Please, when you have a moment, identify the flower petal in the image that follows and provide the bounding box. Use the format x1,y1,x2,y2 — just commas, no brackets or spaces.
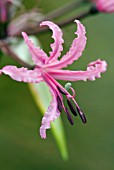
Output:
46,20,86,69
40,86,60,139
22,32,48,66
40,21,64,63
2,66,43,83
48,59,107,81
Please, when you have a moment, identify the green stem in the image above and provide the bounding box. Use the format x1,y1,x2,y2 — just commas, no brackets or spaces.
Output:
44,0,85,20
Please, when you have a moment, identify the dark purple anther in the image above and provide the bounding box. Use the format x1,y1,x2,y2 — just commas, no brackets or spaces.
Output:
76,106,87,123
57,86,67,95
57,95,62,112
65,108,74,125
67,99,77,116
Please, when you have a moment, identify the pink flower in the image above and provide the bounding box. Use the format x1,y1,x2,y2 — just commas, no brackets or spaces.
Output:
0,20,107,139
0,0,12,23
92,0,114,13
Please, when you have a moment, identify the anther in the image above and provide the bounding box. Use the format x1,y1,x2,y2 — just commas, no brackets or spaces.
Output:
76,106,87,123
57,86,67,95
67,99,77,116
65,82,72,91
57,95,63,112
65,108,74,125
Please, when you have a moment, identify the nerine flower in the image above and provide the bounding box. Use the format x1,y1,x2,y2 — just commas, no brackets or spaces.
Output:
92,0,114,13
0,20,107,139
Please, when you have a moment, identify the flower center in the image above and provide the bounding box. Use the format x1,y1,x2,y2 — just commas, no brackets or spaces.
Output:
42,71,87,125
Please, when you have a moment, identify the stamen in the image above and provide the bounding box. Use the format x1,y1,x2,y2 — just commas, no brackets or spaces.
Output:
65,108,74,125
76,106,87,123
67,99,77,116
57,95,62,112
57,86,67,95
69,86,76,98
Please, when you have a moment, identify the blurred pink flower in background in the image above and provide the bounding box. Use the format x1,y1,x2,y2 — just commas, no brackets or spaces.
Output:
92,0,114,13
0,0,12,23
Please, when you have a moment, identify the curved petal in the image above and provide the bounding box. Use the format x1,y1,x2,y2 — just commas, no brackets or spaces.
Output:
40,85,60,139
2,66,43,83
22,32,48,66
48,59,107,81
46,20,87,69
40,21,64,63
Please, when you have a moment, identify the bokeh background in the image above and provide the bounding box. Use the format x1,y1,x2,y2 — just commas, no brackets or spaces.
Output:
0,0,114,169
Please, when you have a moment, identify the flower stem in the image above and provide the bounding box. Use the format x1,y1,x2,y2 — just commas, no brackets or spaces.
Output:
43,0,85,20
56,6,99,28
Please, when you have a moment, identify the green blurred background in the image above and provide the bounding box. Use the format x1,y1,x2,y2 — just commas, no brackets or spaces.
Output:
0,0,114,169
